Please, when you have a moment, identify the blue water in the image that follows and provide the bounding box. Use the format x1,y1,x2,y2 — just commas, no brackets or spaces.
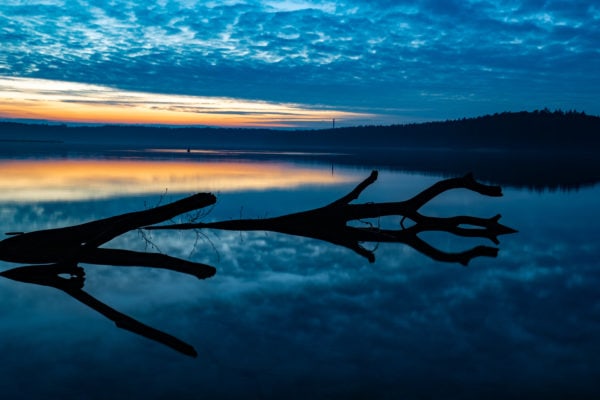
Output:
0,153,599,399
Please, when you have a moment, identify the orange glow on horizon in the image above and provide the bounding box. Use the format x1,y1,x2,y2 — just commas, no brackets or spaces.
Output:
0,159,359,202
0,76,373,127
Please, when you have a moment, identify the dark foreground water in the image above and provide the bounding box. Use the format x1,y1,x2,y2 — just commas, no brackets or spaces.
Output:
0,151,599,399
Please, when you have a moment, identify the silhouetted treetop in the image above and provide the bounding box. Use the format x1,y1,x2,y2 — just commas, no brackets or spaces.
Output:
1,110,598,151
322,109,599,150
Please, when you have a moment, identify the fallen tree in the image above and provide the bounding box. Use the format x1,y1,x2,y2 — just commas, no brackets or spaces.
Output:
0,192,217,279
1,170,516,357
147,171,516,265
0,194,218,357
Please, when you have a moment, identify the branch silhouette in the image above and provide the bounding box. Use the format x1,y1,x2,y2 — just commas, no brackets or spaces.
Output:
0,193,217,358
0,263,197,357
146,171,516,265
0,170,516,358
0,192,217,278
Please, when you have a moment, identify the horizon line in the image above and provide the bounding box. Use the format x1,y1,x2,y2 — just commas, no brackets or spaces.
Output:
0,108,596,131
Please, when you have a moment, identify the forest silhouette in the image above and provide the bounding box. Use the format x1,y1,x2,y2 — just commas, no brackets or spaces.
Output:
2,110,598,190
2,109,598,150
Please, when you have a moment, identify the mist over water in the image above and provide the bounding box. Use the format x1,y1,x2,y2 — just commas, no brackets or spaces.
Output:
0,149,598,399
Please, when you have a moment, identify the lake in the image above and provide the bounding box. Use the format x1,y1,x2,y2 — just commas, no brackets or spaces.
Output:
0,148,599,399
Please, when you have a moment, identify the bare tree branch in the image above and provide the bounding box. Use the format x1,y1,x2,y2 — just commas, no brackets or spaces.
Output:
0,193,216,265
326,170,378,207
0,171,517,359
146,171,516,265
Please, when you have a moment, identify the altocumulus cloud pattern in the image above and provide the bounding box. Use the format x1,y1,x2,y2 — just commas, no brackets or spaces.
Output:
1,0,599,122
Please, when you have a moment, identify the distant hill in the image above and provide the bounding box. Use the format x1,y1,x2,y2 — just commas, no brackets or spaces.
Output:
333,109,600,151
1,110,599,189
1,109,599,151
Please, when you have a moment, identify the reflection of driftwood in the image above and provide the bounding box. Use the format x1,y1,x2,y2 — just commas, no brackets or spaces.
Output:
0,193,217,357
0,170,516,358
147,171,517,265
0,193,217,279
0,263,197,357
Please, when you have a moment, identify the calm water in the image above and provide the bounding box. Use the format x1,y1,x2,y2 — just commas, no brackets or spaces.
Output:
0,152,599,399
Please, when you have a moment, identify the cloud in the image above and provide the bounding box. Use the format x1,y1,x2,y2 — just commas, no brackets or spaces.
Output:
0,76,374,126
0,1,599,122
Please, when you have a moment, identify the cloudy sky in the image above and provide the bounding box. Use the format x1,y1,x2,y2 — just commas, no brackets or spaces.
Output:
1,0,599,127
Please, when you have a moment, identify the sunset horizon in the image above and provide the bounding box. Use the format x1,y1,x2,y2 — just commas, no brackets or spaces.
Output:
0,76,377,128
1,74,596,129
2,2,598,129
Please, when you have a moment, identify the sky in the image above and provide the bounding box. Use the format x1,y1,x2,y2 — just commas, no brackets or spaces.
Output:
0,0,599,127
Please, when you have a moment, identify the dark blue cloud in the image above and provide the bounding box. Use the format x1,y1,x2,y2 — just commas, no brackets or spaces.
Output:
0,0,598,122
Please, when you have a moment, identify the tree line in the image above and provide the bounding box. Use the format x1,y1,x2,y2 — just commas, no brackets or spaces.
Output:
1,109,598,151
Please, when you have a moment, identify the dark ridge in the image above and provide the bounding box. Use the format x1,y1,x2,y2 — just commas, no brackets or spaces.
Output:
1,110,599,190
1,109,598,151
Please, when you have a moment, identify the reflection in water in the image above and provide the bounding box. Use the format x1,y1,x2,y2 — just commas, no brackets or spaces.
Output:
0,159,357,202
0,170,516,357
152,171,517,265
145,148,345,157
0,263,198,357
1,152,599,399
0,191,218,357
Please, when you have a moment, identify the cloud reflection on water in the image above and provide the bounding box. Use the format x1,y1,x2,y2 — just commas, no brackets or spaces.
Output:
0,163,599,398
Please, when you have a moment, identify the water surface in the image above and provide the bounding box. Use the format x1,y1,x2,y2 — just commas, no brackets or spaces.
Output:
0,152,598,399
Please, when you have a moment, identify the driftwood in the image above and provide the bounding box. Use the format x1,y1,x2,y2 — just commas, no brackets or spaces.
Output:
0,192,217,279
0,170,516,357
147,171,517,265
0,193,218,357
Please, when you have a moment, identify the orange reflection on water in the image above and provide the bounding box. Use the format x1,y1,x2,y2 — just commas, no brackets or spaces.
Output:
0,159,357,202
